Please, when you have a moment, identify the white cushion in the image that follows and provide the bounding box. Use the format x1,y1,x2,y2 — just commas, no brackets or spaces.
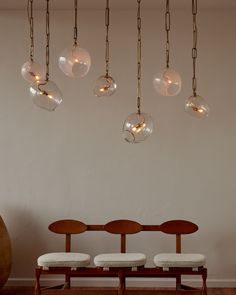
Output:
38,252,91,268
154,253,206,268
94,253,146,268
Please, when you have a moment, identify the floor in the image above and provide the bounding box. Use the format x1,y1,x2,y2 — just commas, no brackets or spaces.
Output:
0,287,235,295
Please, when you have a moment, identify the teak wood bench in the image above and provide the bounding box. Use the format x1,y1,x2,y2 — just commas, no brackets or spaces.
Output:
35,219,207,295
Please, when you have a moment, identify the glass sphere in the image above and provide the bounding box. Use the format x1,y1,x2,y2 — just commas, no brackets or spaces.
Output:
94,75,117,97
58,45,91,78
21,61,45,83
153,67,181,96
29,80,63,111
122,112,153,143
185,95,209,119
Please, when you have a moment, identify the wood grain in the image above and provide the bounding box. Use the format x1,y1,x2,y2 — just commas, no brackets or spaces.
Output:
160,220,198,235
104,220,143,234
48,220,87,234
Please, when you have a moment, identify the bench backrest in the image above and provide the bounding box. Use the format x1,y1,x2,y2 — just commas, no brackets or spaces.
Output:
48,219,198,253
104,219,143,253
160,220,198,253
48,219,87,252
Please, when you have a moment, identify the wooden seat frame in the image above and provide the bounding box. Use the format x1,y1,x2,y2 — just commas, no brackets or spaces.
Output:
35,219,207,295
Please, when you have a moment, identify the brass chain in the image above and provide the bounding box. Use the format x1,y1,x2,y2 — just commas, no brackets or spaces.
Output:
137,0,141,115
27,0,34,61
46,0,50,81
105,0,110,77
74,0,78,46
165,0,170,68
192,0,198,96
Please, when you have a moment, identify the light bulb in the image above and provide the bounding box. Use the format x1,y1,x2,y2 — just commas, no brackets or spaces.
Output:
94,75,117,97
21,61,45,83
29,80,63,111
122,112,153,143
58,45,91,78
185,95,209,119
153,67,181,96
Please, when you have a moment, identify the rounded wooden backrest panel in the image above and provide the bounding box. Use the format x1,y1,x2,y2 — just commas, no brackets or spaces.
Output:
160,220,198,235
49,219,87,234
104,219,143,234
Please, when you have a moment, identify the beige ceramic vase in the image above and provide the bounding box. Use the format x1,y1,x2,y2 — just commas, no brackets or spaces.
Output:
0,216,11,289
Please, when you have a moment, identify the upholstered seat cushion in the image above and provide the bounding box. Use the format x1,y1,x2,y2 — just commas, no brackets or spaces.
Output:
38,252,91,268
154,253,206,268
94,253,146,267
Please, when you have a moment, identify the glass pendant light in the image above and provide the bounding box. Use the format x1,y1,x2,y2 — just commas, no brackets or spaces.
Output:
94,0,117,97
122,0,153,143
185,0,209,118
29,0,62,111
153,0,181,96
21,0,45,83
58,0,91,78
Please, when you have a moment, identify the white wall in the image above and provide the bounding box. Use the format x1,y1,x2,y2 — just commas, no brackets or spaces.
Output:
0,6,236,287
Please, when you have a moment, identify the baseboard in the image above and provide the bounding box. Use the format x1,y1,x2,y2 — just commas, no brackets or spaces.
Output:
6,277,236,288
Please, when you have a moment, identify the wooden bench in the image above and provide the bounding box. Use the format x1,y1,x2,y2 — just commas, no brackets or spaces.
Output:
35,219,207,295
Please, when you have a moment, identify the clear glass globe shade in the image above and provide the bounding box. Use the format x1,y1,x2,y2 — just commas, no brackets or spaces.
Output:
21,61,45,83
58,45,91,78
94,75,117,97
29,80,63,111
153,67,181,96
185,95,209,119
122,112,153,143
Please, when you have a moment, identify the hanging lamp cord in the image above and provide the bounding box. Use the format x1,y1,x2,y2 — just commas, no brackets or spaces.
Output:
165,0,170,68
137,0,142,115
45,0,50,81
27,0,34,62
74,0,78,46
192,0,198,96
105,0,110,77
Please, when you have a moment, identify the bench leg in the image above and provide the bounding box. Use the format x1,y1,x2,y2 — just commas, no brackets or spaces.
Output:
35,268,41,295
118,271,125,295
63,275,71,289
123,277,126,290
176,275,181,290
202,271,207,295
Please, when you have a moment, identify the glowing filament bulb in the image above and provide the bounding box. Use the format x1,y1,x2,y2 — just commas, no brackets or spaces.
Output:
29,80,63,111
122,113,153,143
28,72,40,80
185,95,209,119
192,106,204,113
100,85,110,92
94,75,117,97
153,68,182,96
21,61,45,83
131,122,146,133
58,45,91,78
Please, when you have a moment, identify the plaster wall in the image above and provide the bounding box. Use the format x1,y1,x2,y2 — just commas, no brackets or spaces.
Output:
0,7,235,287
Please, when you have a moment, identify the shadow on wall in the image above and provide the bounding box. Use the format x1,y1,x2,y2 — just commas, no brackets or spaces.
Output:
3,206,46,278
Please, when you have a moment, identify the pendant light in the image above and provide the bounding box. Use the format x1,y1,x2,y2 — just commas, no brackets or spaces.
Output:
185,0,209,118
94,0,117,97
29,0,63,111
122,0,153,144
153,0,181,96
58,0,91,78
21,0,45,83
